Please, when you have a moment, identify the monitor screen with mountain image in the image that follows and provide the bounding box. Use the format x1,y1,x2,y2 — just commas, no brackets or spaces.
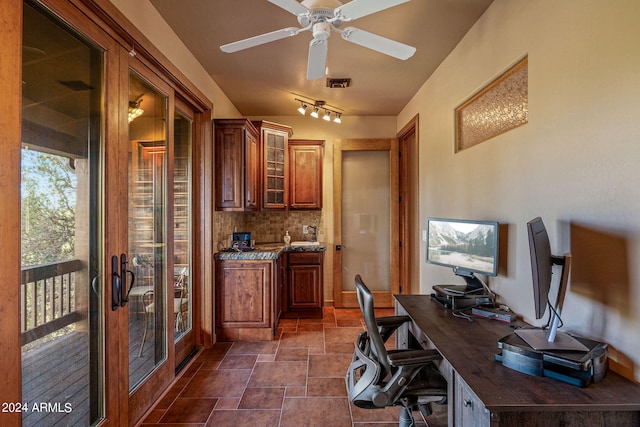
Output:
426,217,499,294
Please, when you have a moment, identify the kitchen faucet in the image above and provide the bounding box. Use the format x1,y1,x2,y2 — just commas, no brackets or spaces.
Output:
308,225,317,242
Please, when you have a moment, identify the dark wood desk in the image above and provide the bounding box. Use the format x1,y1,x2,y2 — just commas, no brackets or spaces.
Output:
394,294,640,427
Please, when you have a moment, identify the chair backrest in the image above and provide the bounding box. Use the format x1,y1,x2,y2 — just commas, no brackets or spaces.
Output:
355,274,392,375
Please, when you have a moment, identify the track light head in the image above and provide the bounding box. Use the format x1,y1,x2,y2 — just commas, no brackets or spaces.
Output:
310,106,319,118
323,110,331,121
297,102,308,115
333,112,342,123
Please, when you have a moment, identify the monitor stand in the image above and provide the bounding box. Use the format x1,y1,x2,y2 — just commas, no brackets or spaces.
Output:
515,328,589,352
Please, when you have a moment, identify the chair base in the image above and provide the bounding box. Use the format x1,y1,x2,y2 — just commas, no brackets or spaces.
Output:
399,405,415,427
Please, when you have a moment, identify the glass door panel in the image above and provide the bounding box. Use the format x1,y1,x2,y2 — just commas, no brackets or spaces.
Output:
127,72,168,390
341,150,391,292
21,2,104,425
173,110,192,343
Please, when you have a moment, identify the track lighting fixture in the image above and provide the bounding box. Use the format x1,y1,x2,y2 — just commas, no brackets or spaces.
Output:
294,97,343,124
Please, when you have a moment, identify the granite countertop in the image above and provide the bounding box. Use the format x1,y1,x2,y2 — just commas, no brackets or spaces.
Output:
214,242,327,260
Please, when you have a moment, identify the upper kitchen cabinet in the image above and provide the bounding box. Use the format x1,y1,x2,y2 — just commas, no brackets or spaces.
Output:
289,140,324,210
253,121,293,210
215,119,259,211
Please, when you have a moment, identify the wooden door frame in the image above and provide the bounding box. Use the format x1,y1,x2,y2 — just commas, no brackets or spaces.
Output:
398,115,419,295
0,2,24,424
172,97,198,369
333,139,399,308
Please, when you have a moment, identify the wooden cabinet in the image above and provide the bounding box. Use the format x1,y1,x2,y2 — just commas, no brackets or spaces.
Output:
214,119,259,211
253,121,292,210
215,260,274,340
215,121,323,211
289,139,324,210
285,251,324,318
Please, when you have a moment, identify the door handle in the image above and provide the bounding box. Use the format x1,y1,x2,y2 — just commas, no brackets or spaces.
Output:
120,253,135,307
336,244,342,251
111,255,121,311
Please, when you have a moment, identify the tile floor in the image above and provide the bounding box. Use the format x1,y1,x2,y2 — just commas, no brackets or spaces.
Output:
140,307,447,427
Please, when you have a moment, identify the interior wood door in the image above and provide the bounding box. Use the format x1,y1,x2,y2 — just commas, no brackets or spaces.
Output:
333,139,399,307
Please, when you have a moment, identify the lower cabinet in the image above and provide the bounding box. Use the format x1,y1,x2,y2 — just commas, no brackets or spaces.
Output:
215,260,275,341
285,251,324,318
214,251,325,341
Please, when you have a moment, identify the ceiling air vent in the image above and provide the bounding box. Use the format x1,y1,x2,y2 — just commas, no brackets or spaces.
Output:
326,78,351,89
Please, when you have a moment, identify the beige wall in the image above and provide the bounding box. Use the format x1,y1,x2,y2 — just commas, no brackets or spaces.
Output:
398,0,640,380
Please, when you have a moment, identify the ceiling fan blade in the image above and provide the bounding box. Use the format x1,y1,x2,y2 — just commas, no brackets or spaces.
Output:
307,39,328,80
340,27,416,60
220,27,301,53
268,0,309,16
336,0,410,21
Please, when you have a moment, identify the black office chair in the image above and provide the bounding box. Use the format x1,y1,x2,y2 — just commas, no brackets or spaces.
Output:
346,275,447,427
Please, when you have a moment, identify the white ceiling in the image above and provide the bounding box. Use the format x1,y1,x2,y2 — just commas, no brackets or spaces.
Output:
149,0,494,117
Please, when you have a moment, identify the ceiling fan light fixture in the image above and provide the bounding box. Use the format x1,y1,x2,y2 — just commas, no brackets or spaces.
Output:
221,0,417,81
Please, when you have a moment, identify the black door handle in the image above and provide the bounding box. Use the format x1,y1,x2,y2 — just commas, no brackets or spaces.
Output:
111,255,121,311
120,253,135,307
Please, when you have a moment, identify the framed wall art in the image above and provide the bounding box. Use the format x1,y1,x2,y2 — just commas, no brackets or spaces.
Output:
455,56,528,151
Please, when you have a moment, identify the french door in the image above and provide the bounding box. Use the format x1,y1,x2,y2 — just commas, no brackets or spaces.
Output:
333,139,400,307
16,1,199,425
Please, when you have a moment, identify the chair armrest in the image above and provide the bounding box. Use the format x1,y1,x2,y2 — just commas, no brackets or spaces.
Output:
387,349,442,366
376,315,411,343
375,315,411,327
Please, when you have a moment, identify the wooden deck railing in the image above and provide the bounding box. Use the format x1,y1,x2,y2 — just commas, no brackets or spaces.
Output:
21,259,84,345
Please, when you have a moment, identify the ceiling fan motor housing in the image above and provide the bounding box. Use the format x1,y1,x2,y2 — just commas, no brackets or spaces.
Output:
312,21,332,40
298,0,343,27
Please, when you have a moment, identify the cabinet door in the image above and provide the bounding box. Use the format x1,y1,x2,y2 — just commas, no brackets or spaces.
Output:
262,129,288,209
287,252,323,316
216,261,272,328
289,140,323,210
214,125,244,210
245,128,259,210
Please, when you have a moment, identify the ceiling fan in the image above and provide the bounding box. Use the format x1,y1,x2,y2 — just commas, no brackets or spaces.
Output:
220,0,416,80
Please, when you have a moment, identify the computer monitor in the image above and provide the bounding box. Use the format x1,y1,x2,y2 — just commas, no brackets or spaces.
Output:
426,217,499,293
515,217,588,351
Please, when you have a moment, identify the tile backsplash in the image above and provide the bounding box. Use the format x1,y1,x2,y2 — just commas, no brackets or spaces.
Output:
214,211,324,247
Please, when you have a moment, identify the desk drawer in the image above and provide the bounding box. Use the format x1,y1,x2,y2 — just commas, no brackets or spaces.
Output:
288,251,322,265
455,375,489,427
